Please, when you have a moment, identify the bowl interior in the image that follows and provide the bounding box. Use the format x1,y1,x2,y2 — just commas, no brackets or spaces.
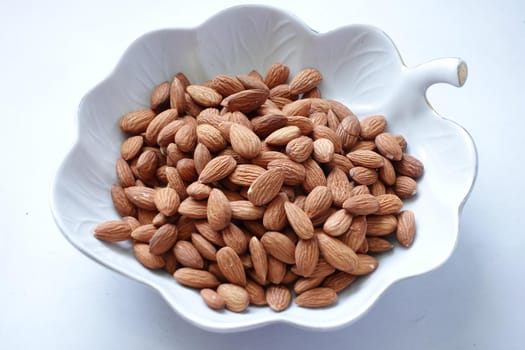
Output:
51,5,476,331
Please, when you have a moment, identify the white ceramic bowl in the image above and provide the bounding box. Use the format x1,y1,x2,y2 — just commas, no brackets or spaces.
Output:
51,5,477,332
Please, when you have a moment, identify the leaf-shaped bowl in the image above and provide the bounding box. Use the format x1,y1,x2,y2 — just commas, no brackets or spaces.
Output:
51,5,477,332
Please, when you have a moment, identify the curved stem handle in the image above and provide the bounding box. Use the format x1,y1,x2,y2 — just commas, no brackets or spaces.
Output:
407,57,468,91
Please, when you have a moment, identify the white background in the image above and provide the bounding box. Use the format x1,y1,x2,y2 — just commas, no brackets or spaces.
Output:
1,0,524,348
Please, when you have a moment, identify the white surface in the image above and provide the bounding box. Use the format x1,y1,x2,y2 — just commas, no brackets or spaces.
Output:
0,0,523,348
50,5,476,332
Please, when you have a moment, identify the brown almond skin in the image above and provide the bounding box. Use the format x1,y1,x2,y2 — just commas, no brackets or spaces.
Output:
303,185,333,219
375,194,403,215
222,223,249,255
295,288,338,308
217,284,250,313
396,210,416,247
124,186,157,211
349,166,378,186
295,238,319,277
221,89,269,113
174,268,220,289
263,192,289,231
245,280,267,305
150,81,170,112
198,155,237,183
367,237,394,253
229,123,262,159
323,209,353,237
111,184,137,217
173,240,204,269
289,68,323,95
94,220,132,242
249,237,268,283
267,256,287,284
394,154,424,178
360,115,387,139
343,194,380,216
260,231,296,264
247,168,285,206
207,188,232,231
133,243,166,269
375,133,403,161
316,233,359,273
266,285,292,312
200,288,225,310
216,246,247,286
149,223,178,255
264,63,290,88
284,202,314,239
322,272,357,293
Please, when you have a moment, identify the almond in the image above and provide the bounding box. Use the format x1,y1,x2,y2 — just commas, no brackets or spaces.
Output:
191,233,217,261
174,123,197,153
198,155,237,183
200,288,225,310
295,288,337,308
326,168,353,207
145,109,178,145
176,158,198,182
347,150,384,168
366,215,397,236
282,98,311,116
122,216,140,231
131,223,157,242
303,186,333,219
222,223,249,255
207,188,232,231
194,220,225,247
285,136,313,163
121,135,144,160
247,168,284,206
93,220,132,242
326,109,339,130
309,111,327,126
394,176,417,198
229,123,262,159
353,254,378,275
250,113,288,138
177,197,207,219
396,210,416,247
228,164,266,187
343,215,367,251
221,88,269,113
174,268,220,288
302,158,327,192
360,115,387,139
289,68,322,95
312,138,335,163
284,201,314,239
370,180,386,196
230,201,265,220
375,133,403,160
133,243,165,269
266,285,292,312
322,272,357,293
265,125,302,146
216,247,247,286
120,109,156,135
316,232,359,273
236,74,270,92
135,150,158,180
264,63,290,88
149,223,178,255
379,157,397,186
170,77,186,113
394,154,424,178
375,194,403,215
312,125,342,153
196,124,227,152
327,153,354,173
269,83,293,98
245,279,267,305
286,115,314,135
267,159,306,186
251,150,289,168
173,240,204,269
209,75,244,96
186,85,222,107
323,209,353,237
249,237,268,283
293,276,325,294
366,237,394,253
343,194,379,216
263,192,289,231
186,181,212,200
350,140,377,152
124,186,156,210
216,283,250,313
349,166,378,185
154,187,180,216
295,238,319,277
116,158,135,188
260,231,296,264
267,256,287,284
150,81,170,112
111,184,136,217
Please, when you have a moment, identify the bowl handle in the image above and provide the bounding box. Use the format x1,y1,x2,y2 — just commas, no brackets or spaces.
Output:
407,57,468,91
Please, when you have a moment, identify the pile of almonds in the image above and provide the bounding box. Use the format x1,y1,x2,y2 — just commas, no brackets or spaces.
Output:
94,63,423,312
